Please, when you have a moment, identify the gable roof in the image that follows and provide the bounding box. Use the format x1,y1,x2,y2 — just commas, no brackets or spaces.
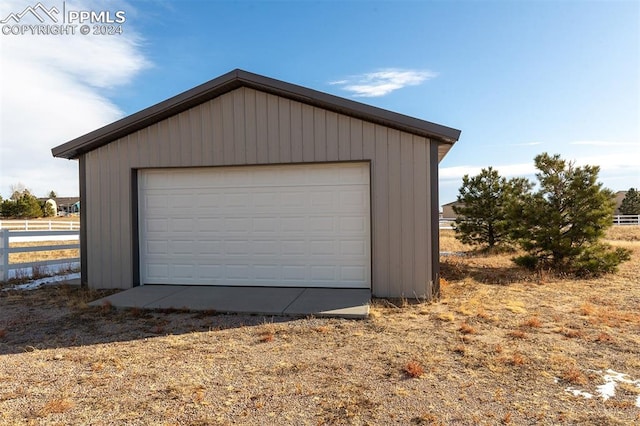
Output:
37,197,79,205
52,69,461,160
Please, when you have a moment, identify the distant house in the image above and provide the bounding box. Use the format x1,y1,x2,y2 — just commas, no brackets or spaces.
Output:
37,197,80,216
614,191,626,215
441,201,463,219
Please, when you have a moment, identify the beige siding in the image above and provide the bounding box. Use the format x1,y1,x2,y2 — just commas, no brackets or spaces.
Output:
442,203,462,219
82,86,438,298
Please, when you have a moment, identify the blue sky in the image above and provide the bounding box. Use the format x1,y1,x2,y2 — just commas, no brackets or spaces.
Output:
1,0,638,205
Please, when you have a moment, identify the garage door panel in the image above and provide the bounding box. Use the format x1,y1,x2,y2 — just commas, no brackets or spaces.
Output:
198,264,223,278
281,240,306,255
196,219,222,232
146,219,168,233
197,240,223,254
341,266,367,281
147,264,168,279
169,218,194,233
280,216,306,232
225,218,251,232
253,218,279,232
340,240,366,256
173,264,196,279
282,266,307,280
280,192,306,208
308,217,336,232
253,192,280,208
139,163,370,288
146,240,168,255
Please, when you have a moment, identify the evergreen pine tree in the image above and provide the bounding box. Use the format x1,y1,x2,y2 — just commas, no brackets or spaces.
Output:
453,167,531,249
619,188,640,215
513,153,630,276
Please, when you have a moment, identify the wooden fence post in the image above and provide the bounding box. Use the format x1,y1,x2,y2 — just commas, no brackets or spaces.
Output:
0,229,8,282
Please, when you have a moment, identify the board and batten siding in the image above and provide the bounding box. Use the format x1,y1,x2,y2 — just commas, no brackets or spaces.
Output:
82,86,438,298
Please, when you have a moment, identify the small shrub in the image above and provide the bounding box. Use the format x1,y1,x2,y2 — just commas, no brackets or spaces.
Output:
476,307,491,320
411,413,442,425
459,322,476,334
510,352,527,365
508,330,527,339
404,361,424,378
573,244,631,277
100,300,112,313
594,332,614,343
559,328,584,339
40,398,74,415
453,344,467,355
502,412,512,424
562,366,587,385
579,303,596,316
258,332,274,343
521,316,542,328
499,352,527,366
512,255,539,270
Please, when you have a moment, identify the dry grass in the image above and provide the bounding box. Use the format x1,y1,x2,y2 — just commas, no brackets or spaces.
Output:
0,228,639,424
8,240,79,264
604,225,640,241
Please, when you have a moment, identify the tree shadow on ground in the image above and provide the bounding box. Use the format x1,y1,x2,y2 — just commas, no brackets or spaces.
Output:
0,285,299,355
440,255,537,285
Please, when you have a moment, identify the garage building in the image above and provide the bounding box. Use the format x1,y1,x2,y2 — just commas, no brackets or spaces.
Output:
52,69,460,299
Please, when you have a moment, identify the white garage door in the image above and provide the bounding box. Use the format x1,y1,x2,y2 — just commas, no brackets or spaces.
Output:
138,163,370,288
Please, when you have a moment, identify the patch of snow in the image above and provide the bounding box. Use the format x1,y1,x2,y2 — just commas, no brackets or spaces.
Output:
595,369,640,403
565,387,593,399
2,273,80,291
564,369,640,407
595,381,616,401
439,251,467,257
6,262,80,280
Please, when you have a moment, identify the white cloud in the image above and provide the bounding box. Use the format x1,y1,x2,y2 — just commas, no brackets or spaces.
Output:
439,153,639,194
0,0,150,198
574,153,640,171
329,68,437,97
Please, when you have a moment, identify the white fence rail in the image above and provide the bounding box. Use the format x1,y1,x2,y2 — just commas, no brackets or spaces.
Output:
613,215,640,225
440,215,639,229
439,220,454,230
0,220,79,231
0,229,80,282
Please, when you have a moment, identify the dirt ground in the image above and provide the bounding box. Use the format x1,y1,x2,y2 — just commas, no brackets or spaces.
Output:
0,228,639,425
